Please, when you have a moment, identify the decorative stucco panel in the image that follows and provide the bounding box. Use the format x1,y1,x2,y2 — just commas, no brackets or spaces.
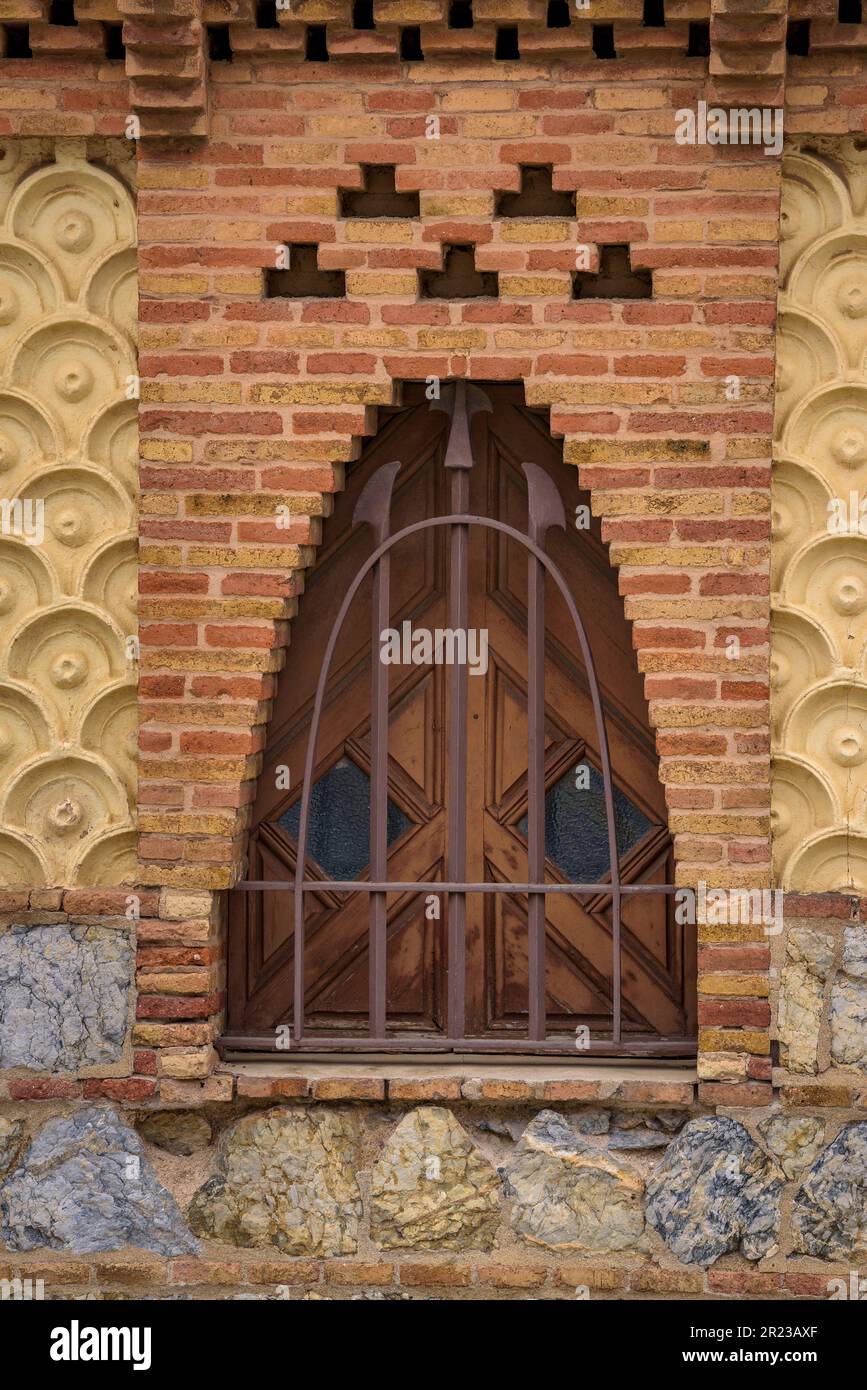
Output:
0,139,137,887
772,141,867,893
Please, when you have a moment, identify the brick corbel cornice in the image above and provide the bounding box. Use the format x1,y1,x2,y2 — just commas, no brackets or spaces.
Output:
709,0,789,107
119,0,209,141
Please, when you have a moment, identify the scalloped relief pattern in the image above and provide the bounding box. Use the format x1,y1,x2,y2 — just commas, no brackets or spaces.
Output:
0,140,137,887
773,140,867,892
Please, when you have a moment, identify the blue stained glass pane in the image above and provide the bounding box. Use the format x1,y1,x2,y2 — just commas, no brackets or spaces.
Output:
277,755,411,882
518,759,653,884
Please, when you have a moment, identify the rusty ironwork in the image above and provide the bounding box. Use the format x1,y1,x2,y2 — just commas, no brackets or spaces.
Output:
224,381,686,1057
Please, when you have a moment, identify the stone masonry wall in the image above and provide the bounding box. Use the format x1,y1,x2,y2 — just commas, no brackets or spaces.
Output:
1,1,867,1297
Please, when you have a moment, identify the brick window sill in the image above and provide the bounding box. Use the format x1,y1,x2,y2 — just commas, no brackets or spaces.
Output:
218,1058,698,1106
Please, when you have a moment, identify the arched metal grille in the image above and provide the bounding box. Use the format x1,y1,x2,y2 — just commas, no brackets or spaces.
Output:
222,382,689,1055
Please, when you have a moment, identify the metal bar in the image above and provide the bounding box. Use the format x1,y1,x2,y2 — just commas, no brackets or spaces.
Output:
369,551,391,1039
237,880,683,894
217,1034,697,1055
446,462,470,1042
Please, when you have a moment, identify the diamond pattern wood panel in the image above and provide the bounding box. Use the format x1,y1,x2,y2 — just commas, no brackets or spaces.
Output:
0,139,137,887
772,140,867,892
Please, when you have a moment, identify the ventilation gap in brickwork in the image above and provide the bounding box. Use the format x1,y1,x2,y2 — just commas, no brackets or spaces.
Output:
266,245,346,298
786,19,810,55
593,23,616,58
687,20,710,56
573,244,652,300
353,0,375,28
256,0,279,27
419,244,499,299
306,24,329,60
400,25,423,59
49,0,76,24
643,0,665,25
496,165,575,218
839,0,862,20
449,0,473,28
3,24,32,57
103,22,125,59
340,165,420,218
208,25,233,61
546,0,570,26
496,25,519,58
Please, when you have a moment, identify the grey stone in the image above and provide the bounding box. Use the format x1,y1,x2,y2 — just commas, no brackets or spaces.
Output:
502,1110,644,1253
608,1128,671,1150
369,1106,501,1251
573,1109,610,1135
645,1117,784,1266
793,1123,867,1258
0,1105,197,1255
189,1106,361,1256
778,929,834,1074
830,974,867,1071
758,1114,826,1179
0,1117,26,1176
842,925,867,980
138,1111,212,1156
0,925,133,1071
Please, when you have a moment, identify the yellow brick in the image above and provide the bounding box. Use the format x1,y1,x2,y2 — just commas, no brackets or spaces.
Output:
786,84,828,106
141,495,179,516
616,113,679,137
576,195,649,216
463,115,537,138
344,328,408,348
144,219,207,243
610,544,724,566
596,492,723,516
249,383,390,406
705,275,775,297
500,219,572,241
654,220,703,242
142,384,241,404
188,492,322,516
499,274,570,297
701,973,770,998
214,274,263,295
140,441,193,463
191,325,259,347
309,116,384,137
139,327,182,348
0,87,54,109
345,271,417,296
214,221,261,240
709,219,778,243
441,89,515,111
138,167,209,189
420,194,494,216
187,544,306,568
266,326,335,347
699,1029,770,1055
139,546,182,565
495,329,566,349
344,220,414,243
264,142,339,165
654,274,702,297
418,140,493,166
140,273,209,295
417,329,487,349
707,167,779,191
528,382,672,406
594,88,667,109
646,329,714,348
